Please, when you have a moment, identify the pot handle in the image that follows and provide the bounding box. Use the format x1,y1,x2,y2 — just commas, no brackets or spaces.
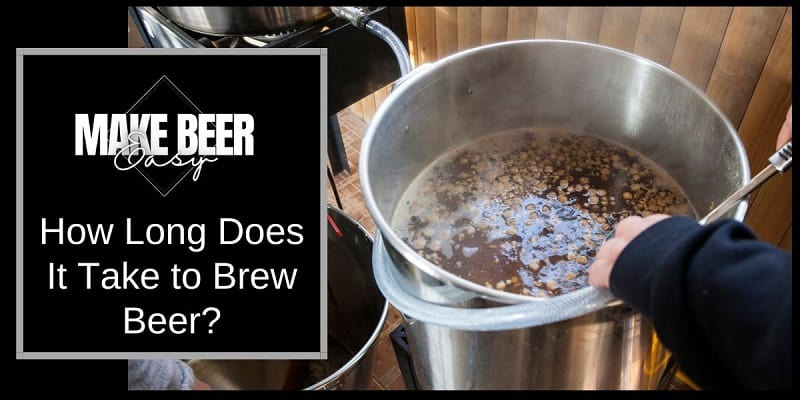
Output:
390,63,433,93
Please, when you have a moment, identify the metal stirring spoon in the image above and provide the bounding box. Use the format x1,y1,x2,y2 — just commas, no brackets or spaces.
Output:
699,140,791,224
606,140,792,239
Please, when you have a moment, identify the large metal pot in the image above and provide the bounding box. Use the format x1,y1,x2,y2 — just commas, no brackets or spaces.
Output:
360,39,749,306
189,206,388,390
360,40,750,389
157,7,332,36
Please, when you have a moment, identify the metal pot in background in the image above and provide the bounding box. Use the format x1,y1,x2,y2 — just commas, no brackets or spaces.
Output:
157,7,333,36
189,206,388,390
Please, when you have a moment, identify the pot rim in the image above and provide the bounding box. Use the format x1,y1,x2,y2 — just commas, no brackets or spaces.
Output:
359,39,750,305
307,205,390,390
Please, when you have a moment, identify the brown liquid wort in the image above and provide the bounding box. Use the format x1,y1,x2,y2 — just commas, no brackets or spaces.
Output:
392,128,695,297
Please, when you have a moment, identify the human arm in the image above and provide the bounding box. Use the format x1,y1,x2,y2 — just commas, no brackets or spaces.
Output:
589,216,792,389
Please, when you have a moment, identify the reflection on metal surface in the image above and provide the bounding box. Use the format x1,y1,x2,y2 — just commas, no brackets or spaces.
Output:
644,331,671,376
157,6,332,36
137,7,203,48
401,304,669,389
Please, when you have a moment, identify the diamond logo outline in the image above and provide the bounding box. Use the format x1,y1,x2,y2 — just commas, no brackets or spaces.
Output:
124,75,214,197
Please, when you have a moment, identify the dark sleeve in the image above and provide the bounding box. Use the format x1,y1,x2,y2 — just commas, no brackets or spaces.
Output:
609,216,792,390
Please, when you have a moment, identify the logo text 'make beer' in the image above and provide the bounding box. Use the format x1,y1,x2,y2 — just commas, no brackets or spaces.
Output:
74,113,254,156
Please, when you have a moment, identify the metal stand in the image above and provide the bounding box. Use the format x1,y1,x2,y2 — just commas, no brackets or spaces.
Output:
657,356,680,390
327,166,343,210
390,325,419,390
328,114,349,175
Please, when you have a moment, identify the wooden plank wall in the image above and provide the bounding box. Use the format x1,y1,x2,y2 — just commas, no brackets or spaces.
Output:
349,6,792,248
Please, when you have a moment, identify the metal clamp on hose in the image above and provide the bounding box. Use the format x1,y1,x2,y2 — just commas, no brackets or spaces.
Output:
330,6,368,29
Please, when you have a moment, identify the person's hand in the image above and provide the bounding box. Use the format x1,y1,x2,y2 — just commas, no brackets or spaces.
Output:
588,214,670,288
192,379,212,390
776,105,791,150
